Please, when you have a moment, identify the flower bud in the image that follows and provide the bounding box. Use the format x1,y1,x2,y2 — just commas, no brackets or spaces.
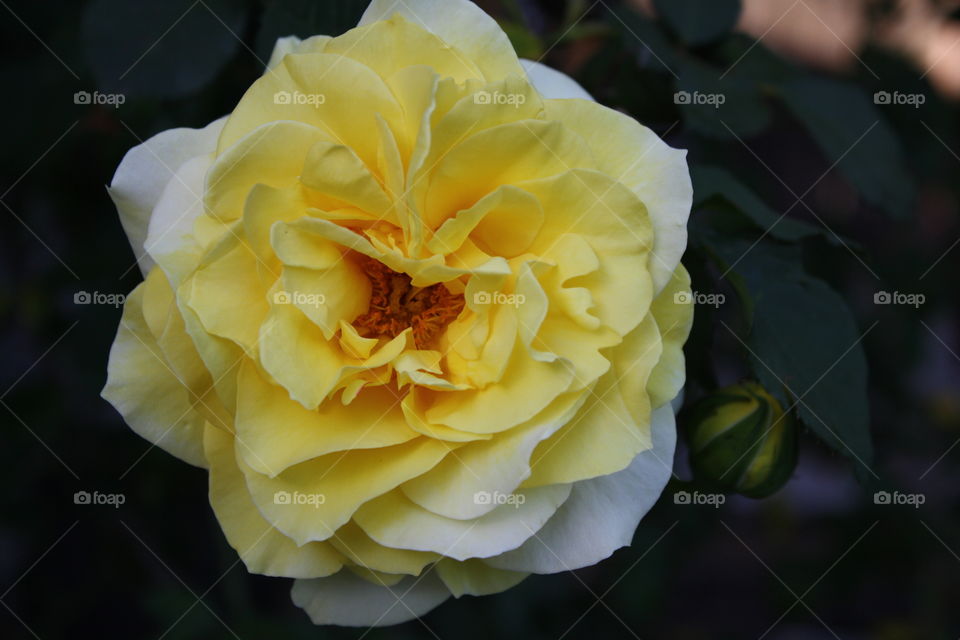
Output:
685,382,797,498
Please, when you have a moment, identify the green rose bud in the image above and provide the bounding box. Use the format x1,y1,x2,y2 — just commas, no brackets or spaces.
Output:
685,382,797,498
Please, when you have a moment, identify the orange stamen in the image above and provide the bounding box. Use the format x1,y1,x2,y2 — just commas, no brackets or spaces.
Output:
352,255,464,349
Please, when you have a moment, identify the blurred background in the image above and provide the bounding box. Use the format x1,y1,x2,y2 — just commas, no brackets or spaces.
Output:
1,0,959,637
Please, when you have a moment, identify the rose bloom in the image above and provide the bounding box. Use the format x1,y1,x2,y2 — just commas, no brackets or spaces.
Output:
102,0,693,627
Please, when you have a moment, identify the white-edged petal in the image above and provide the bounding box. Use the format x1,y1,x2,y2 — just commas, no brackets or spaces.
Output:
291,569,450,627
520,59,594,101
144,155,212,288
485,405,676,573
108,117,225,274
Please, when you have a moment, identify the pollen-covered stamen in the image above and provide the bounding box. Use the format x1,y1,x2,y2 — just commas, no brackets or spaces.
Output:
352,255,464,349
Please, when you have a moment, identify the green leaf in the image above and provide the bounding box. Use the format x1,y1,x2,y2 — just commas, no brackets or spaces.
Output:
691,165,828,242
675,57,770,139
708,239,873,472
255,0,370,60
653,0,741,46
607,6,680,76
82,0,248,99
779,76,914,218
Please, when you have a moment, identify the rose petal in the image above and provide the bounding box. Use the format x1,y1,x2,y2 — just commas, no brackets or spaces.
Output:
292,568,450,627
486,404,676,573
108,117,225,274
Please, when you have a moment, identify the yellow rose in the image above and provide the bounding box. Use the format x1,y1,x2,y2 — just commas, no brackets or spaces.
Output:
102,0,693,626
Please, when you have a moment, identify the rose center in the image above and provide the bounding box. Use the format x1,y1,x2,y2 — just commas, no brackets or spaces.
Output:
352,256,464,349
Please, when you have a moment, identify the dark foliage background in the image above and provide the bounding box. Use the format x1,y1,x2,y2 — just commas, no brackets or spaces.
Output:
1,0,958,638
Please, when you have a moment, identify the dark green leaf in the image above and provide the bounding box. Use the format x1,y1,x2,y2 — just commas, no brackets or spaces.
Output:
82,0,247,99
708,239,873,472
653,0,741,46
692,165,828,242
675,57,770,139
608,6,680,76
779,76,914,218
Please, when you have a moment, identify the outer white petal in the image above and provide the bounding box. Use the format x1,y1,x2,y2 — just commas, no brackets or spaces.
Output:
108,117,225,274
267,35,303,69
144,155,212,288
291,569,450,627
485,405,676,574
520,59,594,101
359,0,524,79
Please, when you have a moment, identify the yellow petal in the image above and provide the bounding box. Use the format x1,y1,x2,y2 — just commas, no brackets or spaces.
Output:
300,140,395,218
435,559,528,598
204,424,343,578
326,15,482,83
524,316,663,487
519,169,654,336
424,119,594,229
543,99,692,294
235,360,418,476
402,390,585,519
427,184,543,258
358,0,524,80
238,437,458,545
646,263,694,408
218,53,403,172
328,520,439,576
102,278,206,467
205,121,330,222
425,342,575,435
354,484,571,560
185,234,271,354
